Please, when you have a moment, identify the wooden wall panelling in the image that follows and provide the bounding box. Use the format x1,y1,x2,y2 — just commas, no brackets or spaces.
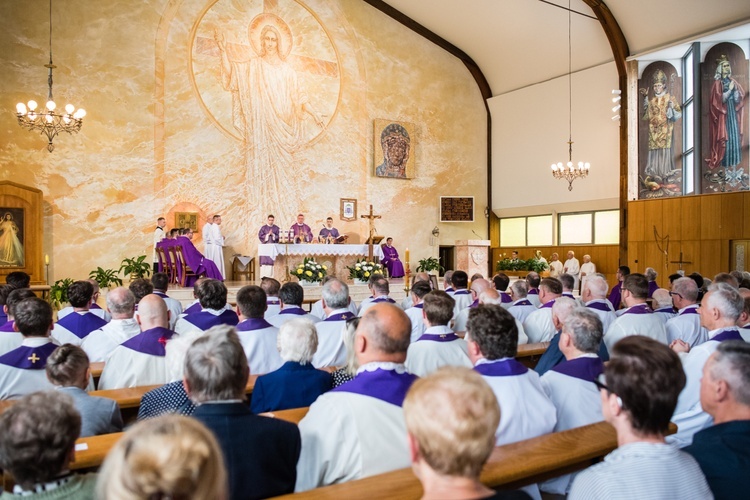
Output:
627,241,643,273
627,201,645,242
743,192,750,238
680,196,702,240
720,192,745,240
643,199,664,248
700,240,723,278
673,240,701,277
700,195,723,240
661,198,682,241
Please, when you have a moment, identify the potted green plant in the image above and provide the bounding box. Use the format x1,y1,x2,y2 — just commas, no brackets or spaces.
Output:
49,278,75,310
525,258,550,274
119,255,152,280
416,256,444,274
89,267,123,289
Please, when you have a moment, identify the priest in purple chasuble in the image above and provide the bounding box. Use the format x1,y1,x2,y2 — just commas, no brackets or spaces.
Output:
258,215,280,267
175,230,223,283
291,214,313,243
381,237,405,278
319,217,344,242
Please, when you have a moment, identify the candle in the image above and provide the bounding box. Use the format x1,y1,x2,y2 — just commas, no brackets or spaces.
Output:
45,254,49,265
405,248,410,262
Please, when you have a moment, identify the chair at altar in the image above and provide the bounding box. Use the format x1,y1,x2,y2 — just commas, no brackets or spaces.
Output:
173,245,200,287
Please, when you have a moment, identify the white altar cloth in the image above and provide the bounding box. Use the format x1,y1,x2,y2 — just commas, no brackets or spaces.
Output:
258,244,384,260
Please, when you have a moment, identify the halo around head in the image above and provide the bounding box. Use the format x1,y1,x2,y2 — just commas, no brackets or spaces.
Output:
249,13,293,60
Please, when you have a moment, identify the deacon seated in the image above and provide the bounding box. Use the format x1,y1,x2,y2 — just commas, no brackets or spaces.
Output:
268,282,320,328
0,298,56,399
45,344,123,436
0,288,36,356
251,318,333,414
358,277,396,316
175,228,223,282
296,303,417,491
685,341,750,499
666,277,708,347
452,278,491,333
51,280,108,346
310,275,358,319
653,288,677,321
81,287,140,363
559,273,581,304
466,304,556,499
525,271,542,308
312,279,351,368
151,272,182,330
234,285,283,375
540,308,605,495
492,272,513,306
582,274,617,332
450,270,473,315
290,213,313,243
523,278,563,343
380,237,405,278
174,279,238,336
442,270,455,295
98,294,176,390
669,283,746,448
186,326,301,500
57,279,111,322
404,280,432,342
406,291,472,377
604,273,667,351
569,337,711,499
507,280,536,324
404,367,531,500
261,277,282,318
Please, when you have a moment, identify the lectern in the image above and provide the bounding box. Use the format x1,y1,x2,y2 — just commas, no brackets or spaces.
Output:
454,240,491,278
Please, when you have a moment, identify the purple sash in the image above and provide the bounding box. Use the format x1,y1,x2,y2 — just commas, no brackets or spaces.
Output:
372,296,396,304
332,368,418,407
586,301,612,313
184,309,239,330
325,311,355,322
469,299,479,308
0,311,8,326
474,358,528,377
0,321,15,333
414,303,424,309
551,356,604,382
679,306,699,316
121,327,174,356
90,303,103,310
712,329,743,342
278,307,307,316
453,290,470,296
416,332,461,342
236,318,274,331
500,293,512,303
445,287,455,293
621,303,652,315
267,298,281,305
56,312,108,339
511,300,532,307
183,302,201,315
528,289,539,295
563,292,576,299
540,299,556,309
0,342,57,369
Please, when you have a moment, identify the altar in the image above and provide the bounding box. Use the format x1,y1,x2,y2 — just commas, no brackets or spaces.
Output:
258,243,385,282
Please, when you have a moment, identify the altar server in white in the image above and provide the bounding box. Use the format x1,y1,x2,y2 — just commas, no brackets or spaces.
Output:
261,277,282,319
540,308,605,495
205,214,225,279
507,280,536,324
548,252,563,278
98,294,176,390
312,279,353,368
563,251,581,290
234,285,283,375
81,287,141,363
296,303,417,491
404,281,431,342
666,277,708,347
0,297,56,399
406,291,472,377
449,271,473,316
604,273,667,351
52,280,108,346
523,278,563,343
669,283,747,448
151,272,182,330
174,279,238,336
268,282,320,329
581,274,617,333
358,277,397,317
579,254,596,292
153,217,166,273
452,278,492,334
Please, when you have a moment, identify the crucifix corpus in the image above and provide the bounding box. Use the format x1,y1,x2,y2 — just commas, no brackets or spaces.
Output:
361,204,381,261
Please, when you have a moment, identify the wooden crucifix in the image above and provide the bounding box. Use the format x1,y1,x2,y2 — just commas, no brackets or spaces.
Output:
670,251,692,271
361,204,381,261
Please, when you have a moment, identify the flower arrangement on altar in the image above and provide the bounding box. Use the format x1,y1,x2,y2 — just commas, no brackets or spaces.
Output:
347,258,384,281
496,253,550,273
295,257,327,283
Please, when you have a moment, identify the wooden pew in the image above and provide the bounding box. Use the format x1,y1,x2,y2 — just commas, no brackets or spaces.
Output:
515,342,550,369
90,362,104,383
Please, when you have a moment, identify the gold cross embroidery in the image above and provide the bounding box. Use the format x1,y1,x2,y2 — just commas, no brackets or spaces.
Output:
28,353,40,364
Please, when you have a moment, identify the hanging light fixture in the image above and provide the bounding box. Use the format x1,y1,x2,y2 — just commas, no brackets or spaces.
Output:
550,0,589,191
16,0,85,153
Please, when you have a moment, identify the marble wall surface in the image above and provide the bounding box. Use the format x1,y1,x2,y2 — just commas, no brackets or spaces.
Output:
0,0,487,282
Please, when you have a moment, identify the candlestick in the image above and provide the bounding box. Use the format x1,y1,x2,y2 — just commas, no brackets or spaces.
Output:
45,254,49,265
405,248,410,263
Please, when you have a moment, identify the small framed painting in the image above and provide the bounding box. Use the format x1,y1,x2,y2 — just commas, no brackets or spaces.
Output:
340,199,357,222
175,212,199,231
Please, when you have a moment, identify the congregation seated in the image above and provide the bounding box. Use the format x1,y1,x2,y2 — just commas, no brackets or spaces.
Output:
267,282,320,329
404,366,530,500
312,278,352,368
0,391,98,498
251,318,332,413
174,279,238,335
581,274,616,332
685,340,750,499
358,276,396,316
330,317,359,388
0,297,55,399
181,277,206,316
296,303,417,490
559,273,580,303
523,278,563,343
539,308,605,495
97,414,228,499
81,287,140,363
234,285,283,375
604,273,667,351
185,326,300,500
0,288,36,355
403,280,431,342
666,277,707,346
568,337,712,499
151,272,182,330
4,270,30,290
406,291,472,377
442,270,455,295
476,289,529,344
644,266,659,298
353,272,384,315
310,275,358,319
52,280,107,346
524,272,542,308
98,294,176,390
261,277,282,318
46,344,123,436
452,277,491,333
652,288,677,321
450,270,472,315
400,271,430,309
57,278,111,322
506,280,536,324
129,278,154,319
492,272,513,306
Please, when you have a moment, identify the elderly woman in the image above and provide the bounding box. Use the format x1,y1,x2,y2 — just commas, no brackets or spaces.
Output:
250,318,332,413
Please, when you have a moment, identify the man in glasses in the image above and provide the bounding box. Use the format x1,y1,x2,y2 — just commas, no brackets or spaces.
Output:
604,273,667,351
666,277,708,347
569,336,711,499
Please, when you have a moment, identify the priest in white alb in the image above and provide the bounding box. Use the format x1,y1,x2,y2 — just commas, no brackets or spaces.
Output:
205,215,226,279
563,251,581,291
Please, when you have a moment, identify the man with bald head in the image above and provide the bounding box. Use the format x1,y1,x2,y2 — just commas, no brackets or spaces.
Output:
452,278,492,333
296,303,417,491
98,294,176,389
81,287,141,362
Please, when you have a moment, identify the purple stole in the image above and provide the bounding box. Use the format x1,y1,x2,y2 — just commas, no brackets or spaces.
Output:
551,356,604,382
563,292,576,299
183,309,239,330
91,303,103,311
372,296,396,304
586,301,612,313
453,289,470,296
258,225,280,265
325,311,355,322
0,320,15,332
469,298,479,308
236,318,274,331
528,289,539,296
621,303,652,315
413,303,424,309
0,310,8,326
416,332,461,342
445,287,455,293
0,342,57,369
679,306,699,316
655,306,677,314
56,312,108,339
121,327,174,356
711,328,743,342
474,358,528,377
540,299,556,309
291,224,312,242
500,293,512,304
319,227,340,239
267,298,281,306
332,368,418,407
511,299,533,307
153,291,170,299
278,307,307,316
183,302,202,315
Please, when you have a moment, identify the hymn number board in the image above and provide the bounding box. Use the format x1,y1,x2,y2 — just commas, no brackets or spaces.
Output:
440,197,474,222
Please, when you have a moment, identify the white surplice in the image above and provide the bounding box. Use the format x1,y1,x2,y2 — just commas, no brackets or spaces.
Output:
80,318,141,363
405,326,472,377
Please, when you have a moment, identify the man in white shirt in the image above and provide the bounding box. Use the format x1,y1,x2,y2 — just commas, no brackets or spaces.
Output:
604,273,667,351
579,254,596,292
296,303,416,491
507,280,536,324
151,272,182,330
201,216,213,251
81,287,141,363
258,277,282,318
582,274,617,333
174,279,239,335
524,278,563,343
153,216,166,273
234,285,283,375
52,280,107,346
400,272,430,310
406,291,472,377
404,280,431,342
563,251,581,291
205,214,225,279
548,252,563,278
268,282,320,329
666,277,708,346
313,278,353,368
